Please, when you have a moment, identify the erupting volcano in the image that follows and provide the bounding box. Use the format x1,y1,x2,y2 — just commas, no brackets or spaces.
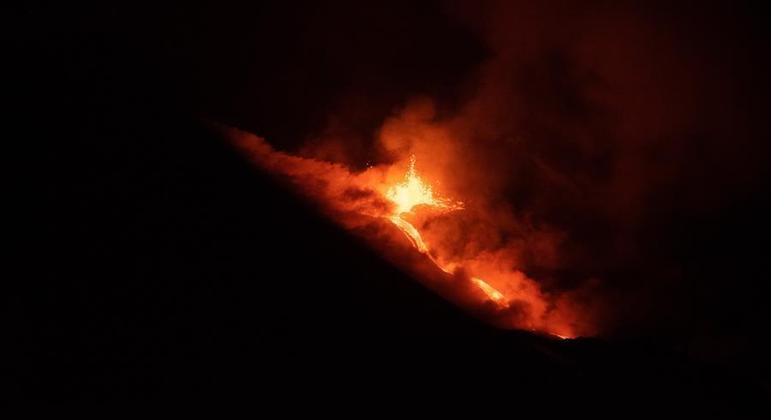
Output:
224,124,584,339
31,0,771,407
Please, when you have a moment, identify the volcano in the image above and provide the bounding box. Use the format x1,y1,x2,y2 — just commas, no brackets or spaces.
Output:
21,0,771,410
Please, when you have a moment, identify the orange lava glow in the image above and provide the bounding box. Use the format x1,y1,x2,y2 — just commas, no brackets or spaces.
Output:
224,126,584,339
384,155,509,311
386,155,462,215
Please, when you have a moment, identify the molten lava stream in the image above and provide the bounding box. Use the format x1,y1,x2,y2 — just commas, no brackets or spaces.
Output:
384,156,509,310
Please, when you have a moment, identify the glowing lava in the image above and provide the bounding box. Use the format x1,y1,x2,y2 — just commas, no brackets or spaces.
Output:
471,277,507,304
224,127,582,338
384,156,509,309
386,156,461,214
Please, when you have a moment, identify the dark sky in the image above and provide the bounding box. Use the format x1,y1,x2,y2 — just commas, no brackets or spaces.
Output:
16,0,771,408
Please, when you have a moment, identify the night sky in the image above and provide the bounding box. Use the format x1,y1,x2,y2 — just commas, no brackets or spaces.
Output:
16,0,771,409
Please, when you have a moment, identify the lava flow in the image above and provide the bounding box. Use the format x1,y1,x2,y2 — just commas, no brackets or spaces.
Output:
385,156,509,308
224,126,582,338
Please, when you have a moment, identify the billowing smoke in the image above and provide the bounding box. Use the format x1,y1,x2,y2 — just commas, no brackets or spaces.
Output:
224,0,769,338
